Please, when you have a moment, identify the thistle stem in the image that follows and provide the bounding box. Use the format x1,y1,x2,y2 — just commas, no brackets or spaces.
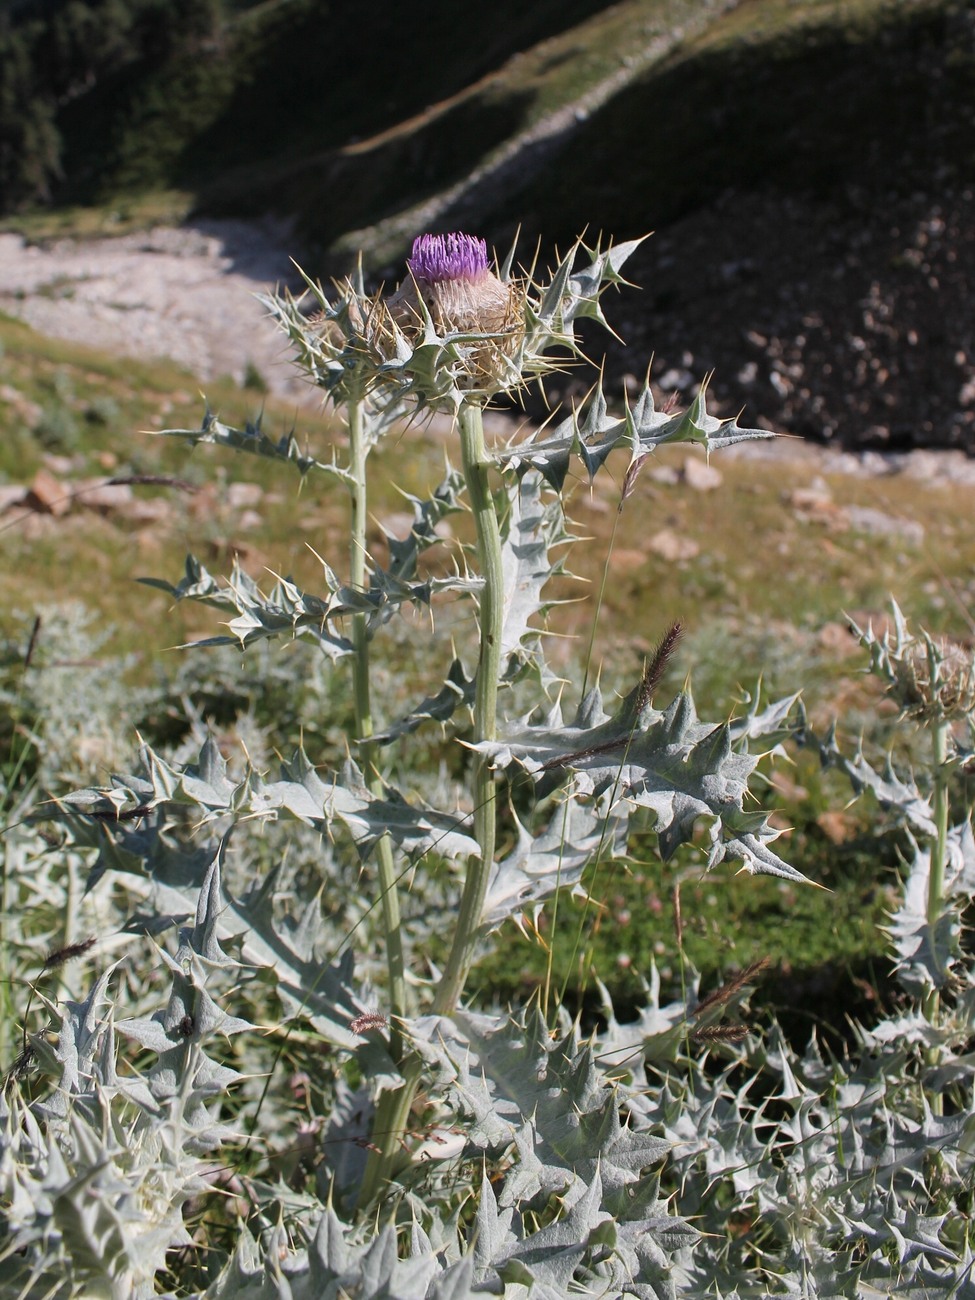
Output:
922,717,950,1111
926,720,950,935
358,403,504,1207
348,398,406,1055
434,401,503,1014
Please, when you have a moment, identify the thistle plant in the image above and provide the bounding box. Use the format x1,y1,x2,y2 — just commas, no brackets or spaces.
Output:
8,231,974,1297
843,604,975,1098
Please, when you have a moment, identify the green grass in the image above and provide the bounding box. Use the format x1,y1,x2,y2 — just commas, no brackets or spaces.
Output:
0,191,194,243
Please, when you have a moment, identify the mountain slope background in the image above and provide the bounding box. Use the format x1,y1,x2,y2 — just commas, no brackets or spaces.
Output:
1,0,973,450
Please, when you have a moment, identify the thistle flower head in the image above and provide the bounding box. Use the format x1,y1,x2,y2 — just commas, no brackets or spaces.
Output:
407,232,490,283
390,231,514,336
384,230,520,402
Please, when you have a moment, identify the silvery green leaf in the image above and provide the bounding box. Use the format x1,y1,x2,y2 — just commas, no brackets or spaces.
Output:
159,407,352,482
436,1009,673,1214
480,798,625,931
228,884,378,1057
476,686,806,882
208,1210,446,1299
492,1170,599,1291
887,835,961,995
139,552,225,604
34,963,119,1121
563,237,646,328
730,690,804,749
428,1256,477,1300
252,749,479,860
371,657,475,744
591,964,699,1074
377,469,465,588
499,377,774,490
811,726,936,838
471,1171,517,1275
142,556,358,657
498,471,569,661
61,739,478,861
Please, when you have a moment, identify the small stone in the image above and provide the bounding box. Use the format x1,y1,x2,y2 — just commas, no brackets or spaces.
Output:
787,486,849,530
118,497,174,527
647,529,699,561
845,505,924,545
648,465,680,486
0,485,27,513
25,468,70,515
682,457,723,491
76,480,134,514
816,810,858,844
768,772,808,803
0,384,42,428
818,621,858,655
611,548,647,573
657,367,695,392
225,481,264,510
42,453,78,476
379,512,416,541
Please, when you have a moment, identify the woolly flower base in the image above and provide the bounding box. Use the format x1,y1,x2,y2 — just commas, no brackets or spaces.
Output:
385,231,520,396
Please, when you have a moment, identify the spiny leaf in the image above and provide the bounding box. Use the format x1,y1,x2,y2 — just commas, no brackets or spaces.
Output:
476,684,807,882
158,407,352,482
499,376,774,490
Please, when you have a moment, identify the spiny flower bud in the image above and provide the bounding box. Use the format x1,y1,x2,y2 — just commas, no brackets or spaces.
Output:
393,232,514,335
897,636,975,723
852,603,975,724
385,231,520,399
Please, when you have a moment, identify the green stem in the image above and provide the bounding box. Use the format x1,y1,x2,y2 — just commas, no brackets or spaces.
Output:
347,397,406,1049
922,717,950,1111
359,403,504,1207
354,392,414,1207
433,401,503,1015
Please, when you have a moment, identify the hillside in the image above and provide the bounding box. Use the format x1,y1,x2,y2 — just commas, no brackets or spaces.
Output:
2,0,973,450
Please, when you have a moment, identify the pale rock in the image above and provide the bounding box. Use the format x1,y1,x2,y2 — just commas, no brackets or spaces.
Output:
77,480,134,514
611,548,647,573
657,367,695,392
816,810,858,844
682,457,723,491
647,529,699,561
818,621,858,655
379,512,416,541
845,505,924,545
787,486,849,530
225,481,264,510
42,453,79,476
116,497,175,527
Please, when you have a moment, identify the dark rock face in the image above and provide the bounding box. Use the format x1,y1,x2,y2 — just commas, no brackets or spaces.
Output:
594,184,975,455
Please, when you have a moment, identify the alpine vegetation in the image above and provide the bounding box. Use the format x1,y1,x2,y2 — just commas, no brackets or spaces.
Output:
2,232,973,1298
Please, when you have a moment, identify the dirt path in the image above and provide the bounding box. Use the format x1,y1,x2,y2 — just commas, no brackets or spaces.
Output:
0,218,313,404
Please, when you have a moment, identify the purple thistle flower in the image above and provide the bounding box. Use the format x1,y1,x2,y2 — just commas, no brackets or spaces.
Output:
408,232,490,284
